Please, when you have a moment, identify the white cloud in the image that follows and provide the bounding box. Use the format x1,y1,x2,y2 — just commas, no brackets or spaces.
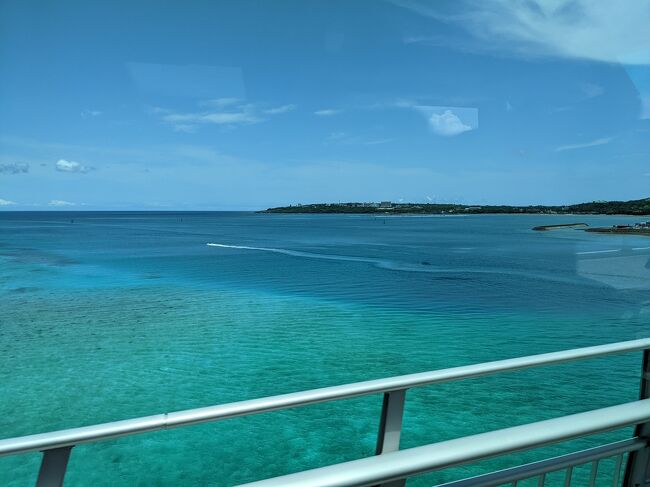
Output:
314,109,342,116
48,200,76,207
0,162,29,174
164,111,261,125
403,104,478,136
555,136,613,152
55,159,92,173
263,104,296,115
0,198,17,206
427,110,472,136
158,100,295,131
394,0,650,65
394,101,478,136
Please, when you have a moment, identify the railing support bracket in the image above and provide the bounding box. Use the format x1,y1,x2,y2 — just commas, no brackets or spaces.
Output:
623,348,650,487
35,446,72,487
376,389,407,487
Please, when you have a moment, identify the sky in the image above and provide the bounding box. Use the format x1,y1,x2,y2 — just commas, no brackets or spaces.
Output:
1,0,649,210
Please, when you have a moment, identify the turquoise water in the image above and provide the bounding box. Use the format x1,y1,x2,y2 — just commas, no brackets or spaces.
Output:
1,212,649,486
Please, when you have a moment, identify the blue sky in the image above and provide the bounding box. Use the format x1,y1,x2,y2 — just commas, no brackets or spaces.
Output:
1,0,649,210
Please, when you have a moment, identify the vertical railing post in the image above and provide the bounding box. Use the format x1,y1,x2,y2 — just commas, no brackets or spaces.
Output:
35,446,72,487
375,389,407,487
623,349,650,487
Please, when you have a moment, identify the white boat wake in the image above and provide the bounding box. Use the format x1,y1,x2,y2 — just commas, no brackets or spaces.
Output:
205,243,590,285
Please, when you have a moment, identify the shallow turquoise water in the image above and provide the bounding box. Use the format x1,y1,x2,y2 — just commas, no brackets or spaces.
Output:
1,212,649,485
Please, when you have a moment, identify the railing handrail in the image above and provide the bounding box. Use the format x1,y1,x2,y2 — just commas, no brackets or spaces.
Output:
236,399,650,487
1,337,649,457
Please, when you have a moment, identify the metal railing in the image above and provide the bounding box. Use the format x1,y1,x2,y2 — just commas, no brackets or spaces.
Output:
1,338,650,487
239,401,650,487
436,438,643,487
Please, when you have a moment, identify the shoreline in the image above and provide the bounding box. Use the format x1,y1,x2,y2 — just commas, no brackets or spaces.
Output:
260,211,650,217
585,227,650,236
261,198,650,216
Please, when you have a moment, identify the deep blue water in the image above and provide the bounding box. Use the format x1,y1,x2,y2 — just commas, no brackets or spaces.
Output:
1,212,649,486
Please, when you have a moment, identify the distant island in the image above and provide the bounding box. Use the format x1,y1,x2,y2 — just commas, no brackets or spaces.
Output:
262,197,650,216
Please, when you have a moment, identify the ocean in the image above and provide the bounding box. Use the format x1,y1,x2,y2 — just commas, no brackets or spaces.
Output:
1,211,649,486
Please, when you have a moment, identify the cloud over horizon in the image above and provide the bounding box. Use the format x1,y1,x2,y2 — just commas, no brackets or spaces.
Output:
0,162,29,174
48,199,76,207
55,159,93,173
